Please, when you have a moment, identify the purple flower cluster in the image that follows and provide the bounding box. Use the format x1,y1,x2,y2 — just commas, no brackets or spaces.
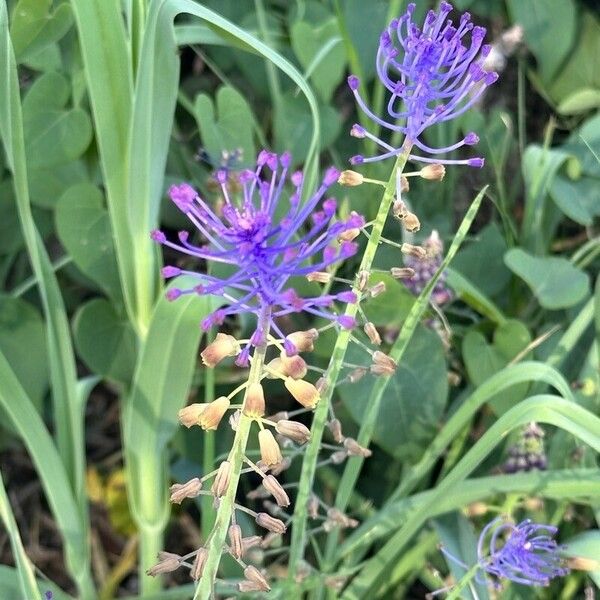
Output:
349,2,497,169
152,151,364,365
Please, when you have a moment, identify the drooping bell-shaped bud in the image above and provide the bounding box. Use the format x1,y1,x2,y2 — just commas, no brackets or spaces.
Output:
370,351,397,376
285,377,320,409
228,524,243,560
286,329,319,353
420,163,446,181
258,429,283,466
244,383,265,418
197,397,230,430
211,460,231,498
255,512,287,534
169,478,202,504
364,322,382,346
262,474,290,507
275,420,311,444
200,333,240,367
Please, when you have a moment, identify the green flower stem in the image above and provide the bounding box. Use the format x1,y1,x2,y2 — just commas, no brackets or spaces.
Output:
287,147,411,582
195,312,271,599
445,564,480,600
201,329,217,536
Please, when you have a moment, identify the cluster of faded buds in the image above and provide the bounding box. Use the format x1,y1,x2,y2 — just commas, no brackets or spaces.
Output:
502,422,547,474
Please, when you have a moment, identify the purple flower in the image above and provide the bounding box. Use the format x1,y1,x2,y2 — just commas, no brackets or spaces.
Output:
349,2,497,168
152,150,364,364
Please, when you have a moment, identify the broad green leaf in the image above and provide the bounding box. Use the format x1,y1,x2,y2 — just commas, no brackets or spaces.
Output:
55,183,121,300
194,86,255,167
362,273,415,327
341,325,448,461
0,180,23,253
550,175,600,226
73,299,137,384
505,248,590,309
558,88,600,115
22,71,69,113
562,530,600,587
290,19,345,101
28,159,89,209
0,297,48,406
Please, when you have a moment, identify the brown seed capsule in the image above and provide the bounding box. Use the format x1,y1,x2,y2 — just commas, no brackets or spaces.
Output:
327,507,359,528
331,450,347,464
420,163,446,181
244,383,265,418
255,512,287,534
392,199,408,219
401,243,427,260
200,333,240,367
286,328,319,353
262,475,290,507
275,420,311,444
364,322,382,346
344,437,372,457
306,271,332,283
258,429,283,466
198,396,230,430
369,281,386,297
169,477,202,504
178,403,206,428
403,211,421,233
244,566,271,591
241,535,263,553
348,367,367,384
238,581,263,592
357,269,370,291
285,377,320,409
307,493,319,519
228,524,243,560
211,461,231,498
338,169,364,186
146,552,181,576
327,418,344,443
370,351,397,376
390,267,416,279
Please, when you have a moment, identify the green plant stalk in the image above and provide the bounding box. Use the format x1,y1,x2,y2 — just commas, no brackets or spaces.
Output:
202,330,217,536
445,564,479,600
195,312,271,599
323,186,487,569
287,148,411,581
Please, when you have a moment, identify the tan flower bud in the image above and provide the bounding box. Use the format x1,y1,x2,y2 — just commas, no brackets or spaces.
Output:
331,450,347,464
448,371,461,386
390,267,415,279
364,322,381,346
420,163,446,181
178,403,206,428
370,351,397,376
243,566,271,591
285,378,320,409
169,477,202,504
200,333,240,367
566,556,600,571
255,512,287,534
286,328,319,353
197,396,230,430
228,524,243,560
392,199,408,219
327,418,344,443
238,581,263,593
339,214,362,241
269,456,292,476
465,501,489,517
244,383,265,418
338,169,364,186
348,367,367,384
403,212,421,233
275,420,311,444
369,281,386,297
357,269,370,291
344,437,372,457
146,552,181,576
315,377,327,394
278,352,308,380
401,242,427,260
258,429,283,466
190,547,207,580
327,508,359,528
241,535,263,553
229,408,241,431
306,271,332,283
307,493,319,519
268,410,289,423
262,474,290,507
211,461,231,498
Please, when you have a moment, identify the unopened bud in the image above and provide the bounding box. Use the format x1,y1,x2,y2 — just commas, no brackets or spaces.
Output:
243,566,271,591
393,199,408,219
247,485,270,500
344,437,372,457
190,548,207,580
146,552,181,576
403,212,421,233
169,478,202,504
315,377,327,394
466,502,489,517
448,371,461,386
261,532,281,548
331,450,347,464
339,213,362,241
228,524,243,560
369,281,386,297
566,556,600,571
258,429,283,466
286,329,319,353
306,271,331,283
200,333,240,367
327,508,359,528
241,535,263,553
327,418,344,443
371,350,397,376
239,581,263,592
244,383,265,418
275,420,311,444
401,243,427,260
420,164,446,181
198,397,230,430
348,367,367,384
307,494,319,519
357,270,370,291
285,378,320,409
256,512,287,534
262,475,290,507
211,461,231,498
268,410,289,423
391,267,415,279
279,353,308,380
338,170,364,186
364,322,381,346
269,456,292,476
178,403,205,428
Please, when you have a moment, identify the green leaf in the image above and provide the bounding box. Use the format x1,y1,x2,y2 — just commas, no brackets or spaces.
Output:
562,530,600,588
73,299,137,384
290,19,345,102
28,159,89,209
505,248,590,309
550,174,600,226
55,183,121,301
341,325,448,461
362,273,415,326
9,0,73,62
558,87,600,115
0,297,48,406
194,86,255,167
